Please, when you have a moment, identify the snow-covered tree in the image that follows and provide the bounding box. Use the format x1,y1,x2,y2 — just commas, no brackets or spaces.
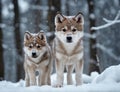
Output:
92,10,120,72
0,0,4,81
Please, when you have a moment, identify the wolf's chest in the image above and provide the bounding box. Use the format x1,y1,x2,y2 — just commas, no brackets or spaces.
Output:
56,50,83,65
55,39,83,65
56,42,77,55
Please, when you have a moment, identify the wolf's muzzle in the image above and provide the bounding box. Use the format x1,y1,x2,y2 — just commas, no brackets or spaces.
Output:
66,36,72,43
32,52,37,58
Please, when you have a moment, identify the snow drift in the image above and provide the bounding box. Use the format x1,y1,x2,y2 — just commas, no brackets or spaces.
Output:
92,64,120,84
0,64,120,92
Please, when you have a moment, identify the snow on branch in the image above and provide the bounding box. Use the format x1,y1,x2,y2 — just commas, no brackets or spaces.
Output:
96,43,120,61
0,23,6,28
84,33,97,39
91,10,120,30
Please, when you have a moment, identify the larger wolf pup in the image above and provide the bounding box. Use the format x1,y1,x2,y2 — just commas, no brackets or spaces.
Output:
24,31,52,87
53,12,84,87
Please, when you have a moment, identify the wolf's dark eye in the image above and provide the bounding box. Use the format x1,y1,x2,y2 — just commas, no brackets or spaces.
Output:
29,45,32,48
72,28,76,32
37,45,40,48
62,28,66,32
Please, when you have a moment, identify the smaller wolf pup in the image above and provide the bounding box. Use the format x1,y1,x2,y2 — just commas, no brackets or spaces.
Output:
53,12,84,87
24,31,52,87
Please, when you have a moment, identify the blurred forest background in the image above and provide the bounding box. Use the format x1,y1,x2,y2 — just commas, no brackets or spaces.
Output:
0,0,120,82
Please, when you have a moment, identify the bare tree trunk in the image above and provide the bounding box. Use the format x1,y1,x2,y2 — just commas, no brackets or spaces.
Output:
0,0,4,81
48,0,61,32
65,0,69,16
13,0,24,81
48,0,61,73
87,0,100,74
34,0,41,32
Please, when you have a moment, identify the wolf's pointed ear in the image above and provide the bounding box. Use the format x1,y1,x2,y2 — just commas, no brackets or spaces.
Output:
38,31,46,41
55,12,65,25
74,12,84,24
24,31,32,41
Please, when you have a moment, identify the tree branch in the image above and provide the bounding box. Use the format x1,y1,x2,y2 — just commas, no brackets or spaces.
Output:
96,44,120,61
91,10,120,30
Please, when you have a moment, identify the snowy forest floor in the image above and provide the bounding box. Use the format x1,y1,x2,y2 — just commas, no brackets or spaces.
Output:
0,64,120,92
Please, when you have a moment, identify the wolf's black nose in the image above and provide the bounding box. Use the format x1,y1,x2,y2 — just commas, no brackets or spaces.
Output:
66,36,72,43
32,52,37,58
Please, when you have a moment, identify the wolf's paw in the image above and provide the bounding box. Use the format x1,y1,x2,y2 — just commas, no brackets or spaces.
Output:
67,80,73,85
53,84,63,88
76,82,83,86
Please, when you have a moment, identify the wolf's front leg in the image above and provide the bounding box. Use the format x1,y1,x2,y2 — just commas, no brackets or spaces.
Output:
75,59,83,86
28,68,36,86
41,67,48,86
47,69,51,85
25,72,30,87
66,65,74,85
54,60,64,87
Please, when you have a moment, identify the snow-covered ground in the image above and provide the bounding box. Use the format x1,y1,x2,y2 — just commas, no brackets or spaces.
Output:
0,64,120,92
